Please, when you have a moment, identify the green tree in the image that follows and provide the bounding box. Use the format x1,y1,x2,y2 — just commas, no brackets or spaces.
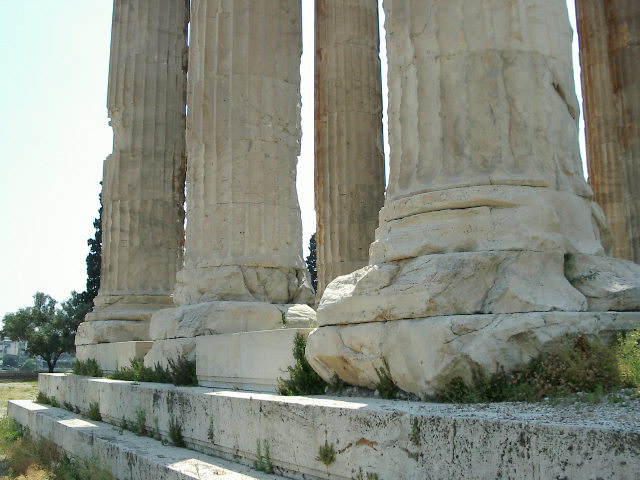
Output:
61,290,93,333
305,233,317,292
19,358,37,372
2,355,18,369
85,189,102,304
1,293,83,373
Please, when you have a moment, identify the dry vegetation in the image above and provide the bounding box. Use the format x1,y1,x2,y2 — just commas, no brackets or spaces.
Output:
0,381,38,418
0,380,113,480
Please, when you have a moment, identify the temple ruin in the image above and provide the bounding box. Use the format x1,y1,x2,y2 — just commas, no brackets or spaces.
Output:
10,1,640,478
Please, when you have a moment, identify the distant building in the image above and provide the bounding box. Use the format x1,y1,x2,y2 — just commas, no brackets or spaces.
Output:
1,339,27,357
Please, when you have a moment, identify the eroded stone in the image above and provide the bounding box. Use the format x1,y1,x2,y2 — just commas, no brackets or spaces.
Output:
566,253,640,311
318,251,587,327
307,311,640,397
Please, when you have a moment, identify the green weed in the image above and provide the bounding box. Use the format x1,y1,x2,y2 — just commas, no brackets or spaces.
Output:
316,440,336,466
87,401,102,421
276,332,327,396
169,417,185,447
167,355,198,386
135,408,146,435
35,391,50,405
435,331,640,403
73,358,103,377
374,359,399,400
253,439,273,473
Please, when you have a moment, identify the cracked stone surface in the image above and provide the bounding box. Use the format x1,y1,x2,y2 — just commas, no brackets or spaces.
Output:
171,0,313,308
307,311,640,397
145,1,315,378
80,0,189,347
307,0,640,397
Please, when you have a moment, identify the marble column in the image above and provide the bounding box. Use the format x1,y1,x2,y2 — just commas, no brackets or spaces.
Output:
145,0,316,388
575,0,640,262
76,0,189,355
307,0,640,398
173,0,312,307
314,0,386,298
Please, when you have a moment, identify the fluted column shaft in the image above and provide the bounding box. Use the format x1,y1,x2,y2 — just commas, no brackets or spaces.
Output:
314,0,385,297
370,0,606,263
92,0,188,318
575,0,640,261
174,0,311,306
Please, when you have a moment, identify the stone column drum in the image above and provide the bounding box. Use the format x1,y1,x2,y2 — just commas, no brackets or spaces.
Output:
315,0,386,298
145,0,316,391
307,0,640,398
575,0,640,262
76,0,189,370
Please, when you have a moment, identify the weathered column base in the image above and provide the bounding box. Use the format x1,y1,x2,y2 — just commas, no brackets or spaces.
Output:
86,294,174,322
77,294,174,353
307,311,640,399
76,341,154,373
144,301,317,392
315,251,640,326
308,251,640,398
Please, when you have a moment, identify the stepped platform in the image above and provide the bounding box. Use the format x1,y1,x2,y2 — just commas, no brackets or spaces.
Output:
7,373,640,479
9,400,283,479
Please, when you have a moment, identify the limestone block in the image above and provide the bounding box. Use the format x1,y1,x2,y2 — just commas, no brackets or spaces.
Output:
86,294,173,323
565,253,640,311
318,251,586,327
76,320,149,345
370,185,608,264
371,186,562,263
174,266,314,307
149,302,316,340
547,190,610,255
306,311,640,397
143,338,195,370
76,341,153,373
196,328,313,392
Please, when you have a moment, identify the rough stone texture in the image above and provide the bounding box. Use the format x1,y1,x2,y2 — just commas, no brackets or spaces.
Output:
370,0,605,261
565,253,640,311
576,0,640,262
9,400,284,480
174,0,312,307
34,374,640,480
317,251,587,327
370,185,608,263
81,0,189,344
76,320,149,345
143,338,195,368
308,311,640,397
149,302,315,340
308,0,640,396
196,328,313,392
314,0,385,297
146,0,316,374
76,341,153,373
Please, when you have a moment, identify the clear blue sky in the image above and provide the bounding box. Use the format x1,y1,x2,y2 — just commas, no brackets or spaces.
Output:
0,1,584,319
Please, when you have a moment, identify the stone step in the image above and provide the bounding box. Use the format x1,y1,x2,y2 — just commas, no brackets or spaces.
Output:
8,400,285,480
29,373,640,480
